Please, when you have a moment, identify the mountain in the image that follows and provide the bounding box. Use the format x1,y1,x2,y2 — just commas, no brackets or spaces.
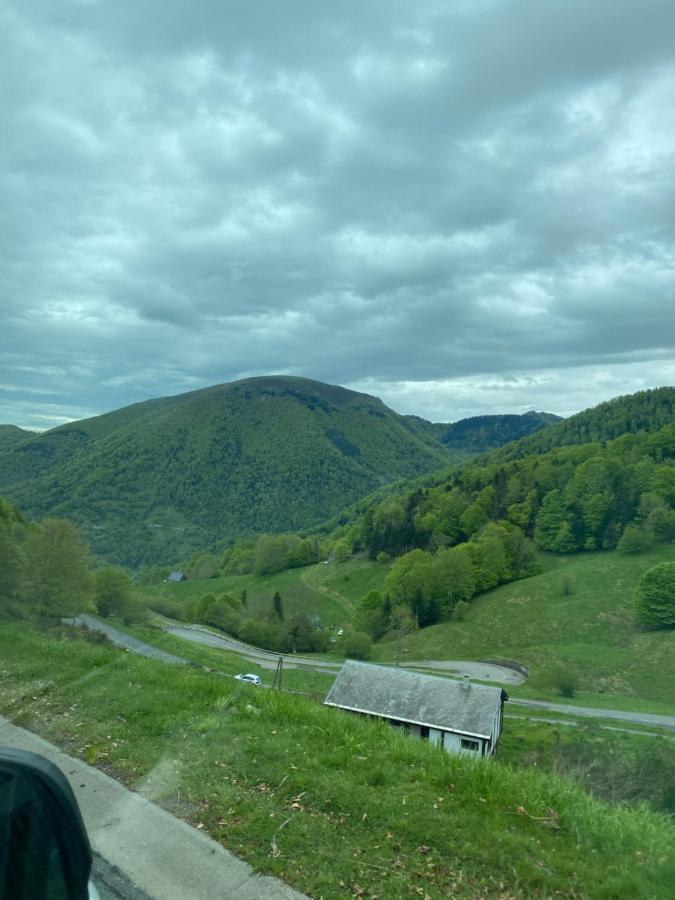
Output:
318,386,675,562
0,377,461,565
483,386,674,463
436,411,561,453
0,424,33,453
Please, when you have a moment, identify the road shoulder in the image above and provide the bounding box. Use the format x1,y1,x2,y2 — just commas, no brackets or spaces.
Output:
0,715,305,900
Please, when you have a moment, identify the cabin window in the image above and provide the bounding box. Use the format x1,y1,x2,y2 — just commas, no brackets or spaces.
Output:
460,738,480,752
420,726,430,740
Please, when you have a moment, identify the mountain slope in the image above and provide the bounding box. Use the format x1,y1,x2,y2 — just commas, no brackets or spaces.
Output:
0,377,459,564
314,387,674,560
437,411,561,453
483,386,674,463
0,424,33,453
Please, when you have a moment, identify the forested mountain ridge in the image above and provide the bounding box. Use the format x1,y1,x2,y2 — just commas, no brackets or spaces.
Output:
0,424,33,453
401,410,560,450
339,388,674,556
0,377,568,567
0,377,460,565
437,410,561,453
482,386,674,464
292,389,674,637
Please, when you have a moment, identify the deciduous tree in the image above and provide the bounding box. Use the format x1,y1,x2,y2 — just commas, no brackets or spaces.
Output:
25,519,93,618
636,562,675,627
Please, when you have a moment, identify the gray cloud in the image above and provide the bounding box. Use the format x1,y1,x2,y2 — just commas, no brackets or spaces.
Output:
2,0,674,429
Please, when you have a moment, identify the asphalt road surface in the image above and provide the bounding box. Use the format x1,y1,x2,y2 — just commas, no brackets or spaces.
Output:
74,616,675,731
163,624,525,684
92,855,152,900
73,615,187,665
165,624,343,671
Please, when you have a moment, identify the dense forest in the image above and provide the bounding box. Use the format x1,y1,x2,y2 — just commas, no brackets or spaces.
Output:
0,424,33,453
0,377,556,566
203,389,674,643
0,378,456,565
437,410,561,453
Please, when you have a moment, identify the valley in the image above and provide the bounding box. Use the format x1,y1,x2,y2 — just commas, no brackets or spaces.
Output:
1,381,673,898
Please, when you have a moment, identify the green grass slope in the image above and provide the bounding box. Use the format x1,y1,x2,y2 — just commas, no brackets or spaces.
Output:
0,377,458,566
139,556,388,627
373,545,675,709
141,545,675,713
1,623,673,898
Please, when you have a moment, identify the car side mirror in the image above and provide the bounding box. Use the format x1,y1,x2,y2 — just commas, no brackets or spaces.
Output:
0,747,93,900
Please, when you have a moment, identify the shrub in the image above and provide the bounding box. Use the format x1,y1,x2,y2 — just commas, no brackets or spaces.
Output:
343,631,373,660
553,667,579,698
453,600,470,621
636,562,675,627
617,524,653,554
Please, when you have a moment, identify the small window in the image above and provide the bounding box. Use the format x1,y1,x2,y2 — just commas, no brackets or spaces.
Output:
461,738,480,752
420,726,430,740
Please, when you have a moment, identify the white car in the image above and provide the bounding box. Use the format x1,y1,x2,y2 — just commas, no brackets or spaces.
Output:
234,673,261,685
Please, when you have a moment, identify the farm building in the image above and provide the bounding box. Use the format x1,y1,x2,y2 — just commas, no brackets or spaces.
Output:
166,571,186,583
324,661,507,757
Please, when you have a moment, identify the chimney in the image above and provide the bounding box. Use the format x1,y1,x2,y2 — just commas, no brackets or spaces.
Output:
462,674,470,691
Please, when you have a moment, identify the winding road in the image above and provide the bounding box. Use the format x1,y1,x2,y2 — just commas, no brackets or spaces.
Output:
163,624,525,684
74,615,675,732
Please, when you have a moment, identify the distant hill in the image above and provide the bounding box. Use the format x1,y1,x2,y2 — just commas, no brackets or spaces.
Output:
484,387,674,463
0,377,461,565
436,411,561,453
0,424,33,453
317,386,674,560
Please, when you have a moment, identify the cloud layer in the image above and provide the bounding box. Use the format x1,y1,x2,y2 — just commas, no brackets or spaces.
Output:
2,0,674,428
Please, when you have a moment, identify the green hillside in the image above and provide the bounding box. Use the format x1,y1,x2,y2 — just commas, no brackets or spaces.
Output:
139,545,675,711
373,545,675,709
1,622,673,898
437,410,561,453
313,389,673,567
484,386,674,464
0,424,33,453
0,377,459,566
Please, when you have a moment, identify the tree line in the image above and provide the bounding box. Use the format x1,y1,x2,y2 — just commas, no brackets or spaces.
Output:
0,497,145,625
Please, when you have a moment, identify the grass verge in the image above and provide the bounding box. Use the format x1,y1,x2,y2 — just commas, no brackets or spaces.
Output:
1,622,673,898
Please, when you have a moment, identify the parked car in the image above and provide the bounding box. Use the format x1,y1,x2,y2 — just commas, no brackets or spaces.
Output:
234,673,261,685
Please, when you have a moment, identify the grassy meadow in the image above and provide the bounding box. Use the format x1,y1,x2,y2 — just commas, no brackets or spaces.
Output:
1,622,673,899
139,545,675,711
373,545,675,710
138,560,377,626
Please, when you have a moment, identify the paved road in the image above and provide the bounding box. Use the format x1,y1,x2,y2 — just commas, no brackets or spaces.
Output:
509,698,675,732
407,659,524,685
165,625,342,672
164,624,525,684
74,615,187,665
505,713,675,740
0,716,305,900
93,855,152,900
74,617,675,732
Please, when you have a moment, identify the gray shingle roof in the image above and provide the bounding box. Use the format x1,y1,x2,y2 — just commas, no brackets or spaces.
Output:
324,661,506,739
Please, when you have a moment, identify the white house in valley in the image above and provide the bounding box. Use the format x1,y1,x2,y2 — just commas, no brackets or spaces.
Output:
324,660,508,757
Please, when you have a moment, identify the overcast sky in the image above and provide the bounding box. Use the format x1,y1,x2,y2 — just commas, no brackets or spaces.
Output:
2,0,674,430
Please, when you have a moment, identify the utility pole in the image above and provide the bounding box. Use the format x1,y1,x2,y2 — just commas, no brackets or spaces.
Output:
272,656,283,691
